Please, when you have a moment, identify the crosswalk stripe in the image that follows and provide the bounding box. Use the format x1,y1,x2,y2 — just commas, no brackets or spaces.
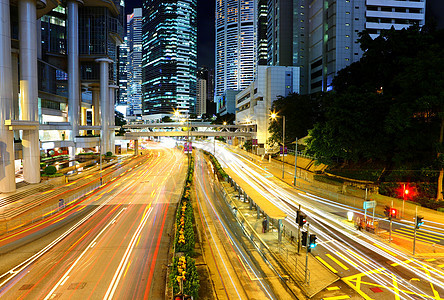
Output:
393,231,437,244
396,228,443,240
346,249,369,265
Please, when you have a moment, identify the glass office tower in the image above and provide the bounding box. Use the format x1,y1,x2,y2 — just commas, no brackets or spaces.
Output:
142,0,197,116
215,0,256,100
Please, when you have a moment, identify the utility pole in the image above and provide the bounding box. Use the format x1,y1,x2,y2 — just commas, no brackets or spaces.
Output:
294,137,298,187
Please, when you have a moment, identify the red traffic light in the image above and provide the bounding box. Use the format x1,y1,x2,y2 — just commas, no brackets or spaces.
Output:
390,208,397,218
404,189,409,195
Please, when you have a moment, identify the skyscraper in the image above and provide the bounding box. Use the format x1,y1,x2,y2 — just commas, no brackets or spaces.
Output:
215,0,256,100
127,8,143,117
118,37,128,106
142,0,197,119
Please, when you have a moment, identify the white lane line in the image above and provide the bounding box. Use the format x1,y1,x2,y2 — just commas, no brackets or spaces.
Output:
103,206,153,300
43,207,127,300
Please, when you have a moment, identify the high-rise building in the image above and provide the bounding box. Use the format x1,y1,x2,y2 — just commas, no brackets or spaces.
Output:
142,0,197,119
119,37,128,106
215,0,256,100
257,0,268,66
265,0,426,94
196,79,207,117
127,8,143,117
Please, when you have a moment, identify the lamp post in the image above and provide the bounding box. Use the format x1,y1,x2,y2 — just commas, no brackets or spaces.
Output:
294,137,298,186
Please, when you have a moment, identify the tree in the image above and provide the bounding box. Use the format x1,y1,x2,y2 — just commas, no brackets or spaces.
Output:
115,111,127,135
268,93,320,147
162,116,173,123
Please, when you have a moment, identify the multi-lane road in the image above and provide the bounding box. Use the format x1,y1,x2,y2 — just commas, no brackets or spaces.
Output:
0,147,186,299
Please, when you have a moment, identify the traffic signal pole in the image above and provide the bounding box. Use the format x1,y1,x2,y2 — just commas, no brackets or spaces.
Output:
389,200,393,243
413,206,418,255
304,223,310,284
297,204,301,253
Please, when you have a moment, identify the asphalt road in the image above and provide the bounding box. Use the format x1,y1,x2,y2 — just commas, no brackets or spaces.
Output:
0,147,186,299
198,141,444,300
193,151,295,299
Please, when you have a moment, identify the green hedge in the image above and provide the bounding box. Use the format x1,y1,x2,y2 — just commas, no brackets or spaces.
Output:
202,150,228,179
169,154,199,297
44,165,57,175
169,255,199,299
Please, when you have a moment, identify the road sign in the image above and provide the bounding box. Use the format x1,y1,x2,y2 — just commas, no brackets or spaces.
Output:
363,200,376,210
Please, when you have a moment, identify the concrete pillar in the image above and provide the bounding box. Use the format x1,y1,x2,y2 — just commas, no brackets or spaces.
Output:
67,0,81,151
91,86,100,135
19,0,40,184
109,85,118,154
134,139,138,156
0,0,16,192
96,58,113,154
278,219,283,243
11,50,19,140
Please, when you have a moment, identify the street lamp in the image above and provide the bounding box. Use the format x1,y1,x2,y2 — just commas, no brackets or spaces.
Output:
271,113,285,179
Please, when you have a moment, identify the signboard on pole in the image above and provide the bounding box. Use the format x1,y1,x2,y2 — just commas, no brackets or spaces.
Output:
280,146,288,155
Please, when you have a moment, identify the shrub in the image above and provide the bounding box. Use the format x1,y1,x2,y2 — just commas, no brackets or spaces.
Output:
44,165,57,175
169,255,199,298
106,151,113,157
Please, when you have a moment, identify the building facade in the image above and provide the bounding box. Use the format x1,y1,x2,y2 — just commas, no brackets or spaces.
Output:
264,0,426,94
215,0,256,101
0,0,124,192
127,8,143,117
235,66,300,152
118,37,128,106
142,0,197,120
196,79,207,117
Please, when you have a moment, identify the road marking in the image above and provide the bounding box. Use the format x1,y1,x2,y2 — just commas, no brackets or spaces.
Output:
396,228,441,241
438,264,444,268
316,256,338,273
60,275,69,286
326,254,349,270
391,259,413,267
76,206,86,212
42,190,54,194
346,249,369,265
391,274,401,300
425,258,436,262
66,182,76,186
327,286,340,291
323,296,350,300
393,231,437,244
372,243,397,257
335,251,359,268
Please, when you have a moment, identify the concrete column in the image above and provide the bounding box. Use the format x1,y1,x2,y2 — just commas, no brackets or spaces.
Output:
19,0,40,184
96,58,113,154
67,0,81,141
134,139,138,156
11,50,19,140
0,0,16,192
91,86,100,135
109,85,118,154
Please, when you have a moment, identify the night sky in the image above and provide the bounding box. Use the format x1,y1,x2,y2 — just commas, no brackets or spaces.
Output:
125,0,443,70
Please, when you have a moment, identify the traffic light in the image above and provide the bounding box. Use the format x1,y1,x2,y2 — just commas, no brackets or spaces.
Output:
384,205,390,217
173,294,183,300
301,231,308,247
296,211,307,227
415,216,424,229
308,234,317,252
390,208,397,219
183,295,192,300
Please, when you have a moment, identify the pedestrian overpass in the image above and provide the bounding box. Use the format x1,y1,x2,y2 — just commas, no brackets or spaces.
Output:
122,123,256,138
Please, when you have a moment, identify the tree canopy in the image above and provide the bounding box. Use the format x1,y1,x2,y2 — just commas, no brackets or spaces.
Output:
304,26,444,168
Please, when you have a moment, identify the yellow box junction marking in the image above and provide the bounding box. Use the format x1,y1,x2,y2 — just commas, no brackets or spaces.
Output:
326,254,349,270
316,256,338,273
372,243,397,257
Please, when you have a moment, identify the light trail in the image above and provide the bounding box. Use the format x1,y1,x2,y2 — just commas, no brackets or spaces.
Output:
195,141,444,299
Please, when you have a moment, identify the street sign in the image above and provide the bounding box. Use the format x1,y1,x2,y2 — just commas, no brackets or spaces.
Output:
280,146,287,155
363,200,376,210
